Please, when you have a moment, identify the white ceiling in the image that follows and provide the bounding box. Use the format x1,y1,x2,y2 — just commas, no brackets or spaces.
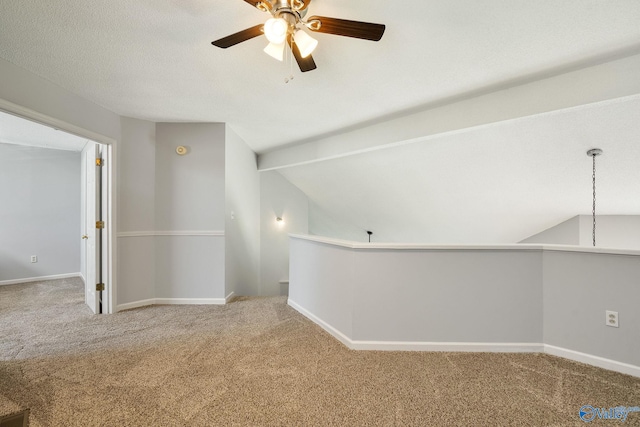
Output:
1,0,639,244
279,96,640,243
0,110,89,152
1,0,640,153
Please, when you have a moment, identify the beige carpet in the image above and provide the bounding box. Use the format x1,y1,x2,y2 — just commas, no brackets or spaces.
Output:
1,278,639,426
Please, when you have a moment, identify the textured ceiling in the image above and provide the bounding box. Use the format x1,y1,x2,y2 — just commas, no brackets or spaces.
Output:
279,96,640,244
1,0,640,153
0,110,89,152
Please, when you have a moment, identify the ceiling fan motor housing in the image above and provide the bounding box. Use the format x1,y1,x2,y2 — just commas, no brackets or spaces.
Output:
269,0,307,25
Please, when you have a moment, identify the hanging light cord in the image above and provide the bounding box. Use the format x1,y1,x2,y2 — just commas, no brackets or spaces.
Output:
592,152,597,247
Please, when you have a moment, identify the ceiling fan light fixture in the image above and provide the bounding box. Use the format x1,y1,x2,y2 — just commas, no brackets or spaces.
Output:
264,41,285,61
293,29,318,58
264,18,288,44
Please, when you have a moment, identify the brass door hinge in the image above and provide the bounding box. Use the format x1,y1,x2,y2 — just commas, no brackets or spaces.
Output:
96,158,104,166
96,283,105,291
96,221,105,229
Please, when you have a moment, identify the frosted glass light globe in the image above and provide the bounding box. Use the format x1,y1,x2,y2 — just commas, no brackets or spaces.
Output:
264,18,288,44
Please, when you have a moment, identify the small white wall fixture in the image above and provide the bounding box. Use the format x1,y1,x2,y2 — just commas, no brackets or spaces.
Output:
288,234,640,378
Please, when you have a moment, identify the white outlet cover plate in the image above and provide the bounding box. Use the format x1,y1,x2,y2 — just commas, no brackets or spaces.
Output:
606,310,619,328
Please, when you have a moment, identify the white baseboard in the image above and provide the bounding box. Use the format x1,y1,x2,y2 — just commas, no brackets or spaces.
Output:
288,299,640,378
544,344,640,378
116,299,157,312
352,341,544,352
225,292,236,303
0,272,81,286
287,299,353,349
154,298,227,305
116,296,228,312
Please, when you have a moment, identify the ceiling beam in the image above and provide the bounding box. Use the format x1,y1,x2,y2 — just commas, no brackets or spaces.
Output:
258,53,640,171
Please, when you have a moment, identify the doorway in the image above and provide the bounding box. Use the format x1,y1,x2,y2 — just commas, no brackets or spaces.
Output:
0,106,114,314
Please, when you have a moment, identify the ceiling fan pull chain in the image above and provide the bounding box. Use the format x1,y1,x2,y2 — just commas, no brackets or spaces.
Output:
284,37,294,83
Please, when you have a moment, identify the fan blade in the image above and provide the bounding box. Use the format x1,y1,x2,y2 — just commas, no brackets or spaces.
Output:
212,24,264,49
307,16,385,41
243,0,263,8
287,35,317,72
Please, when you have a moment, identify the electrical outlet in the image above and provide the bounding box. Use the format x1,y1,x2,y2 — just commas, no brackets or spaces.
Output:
31,255,38,263
606,310,619,328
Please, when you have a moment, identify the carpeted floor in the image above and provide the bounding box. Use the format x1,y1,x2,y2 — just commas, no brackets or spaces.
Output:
1,278,639,426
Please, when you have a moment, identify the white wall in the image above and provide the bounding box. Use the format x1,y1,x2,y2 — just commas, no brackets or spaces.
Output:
154,123,226,300
519,216,580,245
260,171,308,296
225,126,260,297
0,58,120,142
308,200,369,243
578,215,640,249
0,144,80,282
520,215,640,250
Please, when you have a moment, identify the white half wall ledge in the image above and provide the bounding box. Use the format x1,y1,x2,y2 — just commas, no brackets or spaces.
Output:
289,234,640,256
0,272,82,286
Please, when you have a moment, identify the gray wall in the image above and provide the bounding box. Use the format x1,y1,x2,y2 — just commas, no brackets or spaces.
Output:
225,126,260,297
155,123,226,232
353,249,543,342
289,236,640,371
543,250,640,367
0,144,81,282
290,238,542,344
154,123,226,300
289,238,355,338
117,117,156,304
260,171,308,296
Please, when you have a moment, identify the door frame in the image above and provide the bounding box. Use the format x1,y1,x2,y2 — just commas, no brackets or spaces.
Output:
0,98,118,314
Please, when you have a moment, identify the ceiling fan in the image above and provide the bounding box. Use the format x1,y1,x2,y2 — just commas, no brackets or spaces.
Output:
211,0,386,72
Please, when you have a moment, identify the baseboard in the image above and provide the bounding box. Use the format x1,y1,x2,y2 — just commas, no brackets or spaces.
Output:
352,341,545,352
116,297,228,312
116,299,157,312
287,299,353,349
288,300,640,378
544,345,640,378
154,298,227,305
0,272,81,286
115,293,243,312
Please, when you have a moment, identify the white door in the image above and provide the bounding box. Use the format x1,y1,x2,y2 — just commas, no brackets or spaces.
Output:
83,142,101,313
